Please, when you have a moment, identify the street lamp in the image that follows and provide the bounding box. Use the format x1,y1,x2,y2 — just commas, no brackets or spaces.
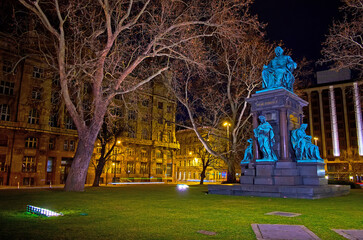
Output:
223,121,231,150
313,137,318,146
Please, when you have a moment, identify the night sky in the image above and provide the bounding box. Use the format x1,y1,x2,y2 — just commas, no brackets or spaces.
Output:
252,0,343,62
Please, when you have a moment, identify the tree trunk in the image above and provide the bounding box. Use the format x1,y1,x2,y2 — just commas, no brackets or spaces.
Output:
92,157,107,187
226,162,236,183
64,136,96,191
200,166,207,185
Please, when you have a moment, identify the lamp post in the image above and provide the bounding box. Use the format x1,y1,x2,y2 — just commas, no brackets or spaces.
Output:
313,137,318,146
223,121,231,151
113,140,121,183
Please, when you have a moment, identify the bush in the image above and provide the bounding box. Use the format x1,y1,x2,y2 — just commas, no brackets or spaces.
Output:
328,180,362,189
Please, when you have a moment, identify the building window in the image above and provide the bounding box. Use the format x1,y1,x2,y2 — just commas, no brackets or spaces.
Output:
142,99,149,107
64,140,68,151
142,129,149,140
69,140,75,151
158,102,163,109
28,109,39,124
158,117,163,124
128,126,136,138
47,157,54,173
0,155,6,172
156,163,163,174
65,115,75,129
49,138,55,150
140,162,148,174
2,60,13,73
25,137,37,148
0,104,10,121
167,105,172,113
31,88,42,100
0,81,14,95
113,107,123,118
32,66,44,79
52,75,60,86
22,156,36,172
128,110,137,120
127,161,135,174
156,151,162,159
158,132,163,142
49,113,58,127
51,92,59,104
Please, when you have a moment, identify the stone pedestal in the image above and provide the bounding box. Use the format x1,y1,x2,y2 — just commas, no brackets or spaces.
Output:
209,88,350,199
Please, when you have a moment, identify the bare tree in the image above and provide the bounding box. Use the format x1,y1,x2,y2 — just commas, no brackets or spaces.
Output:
193,130,225,184
172,17,274,183
19,0,245,191
320,0,363,73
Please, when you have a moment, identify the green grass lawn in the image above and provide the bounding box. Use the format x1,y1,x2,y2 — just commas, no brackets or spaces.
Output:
0,185,362,240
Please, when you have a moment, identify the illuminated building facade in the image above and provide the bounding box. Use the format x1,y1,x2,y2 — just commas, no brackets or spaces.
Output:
0,32,179,186
302,69,363,181
86,80,179,184
175,128,228,183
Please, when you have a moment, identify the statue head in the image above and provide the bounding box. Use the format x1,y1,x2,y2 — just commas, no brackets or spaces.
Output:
275,46,283,56
300,123,308,130
258,115,266,123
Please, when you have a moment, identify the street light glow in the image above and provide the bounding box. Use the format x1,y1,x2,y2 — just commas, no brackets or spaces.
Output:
223,122,231,127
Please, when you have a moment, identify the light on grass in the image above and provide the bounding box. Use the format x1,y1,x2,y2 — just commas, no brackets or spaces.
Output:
177,184,189,191
27,205,62,217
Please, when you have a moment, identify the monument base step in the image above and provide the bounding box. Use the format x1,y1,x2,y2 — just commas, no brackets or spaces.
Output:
208,184,350,199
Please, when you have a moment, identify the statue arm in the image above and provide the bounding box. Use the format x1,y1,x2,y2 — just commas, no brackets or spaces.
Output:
286,56,297,70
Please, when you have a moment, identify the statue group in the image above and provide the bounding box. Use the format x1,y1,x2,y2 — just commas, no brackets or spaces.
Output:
262,46,297,92
241,47,323,163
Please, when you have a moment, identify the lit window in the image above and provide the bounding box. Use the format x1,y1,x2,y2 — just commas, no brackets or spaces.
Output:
127,161,135,174
0,81,14,95
22,156,36,172
156,163,163,174
0,104,10,121
47,158,54,173
28,109,39,124
25,137,37,148
32,66,44,79
140,162,148,174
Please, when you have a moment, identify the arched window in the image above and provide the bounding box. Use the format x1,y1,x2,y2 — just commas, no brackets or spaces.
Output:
28,109,39,124
0,104,10,121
